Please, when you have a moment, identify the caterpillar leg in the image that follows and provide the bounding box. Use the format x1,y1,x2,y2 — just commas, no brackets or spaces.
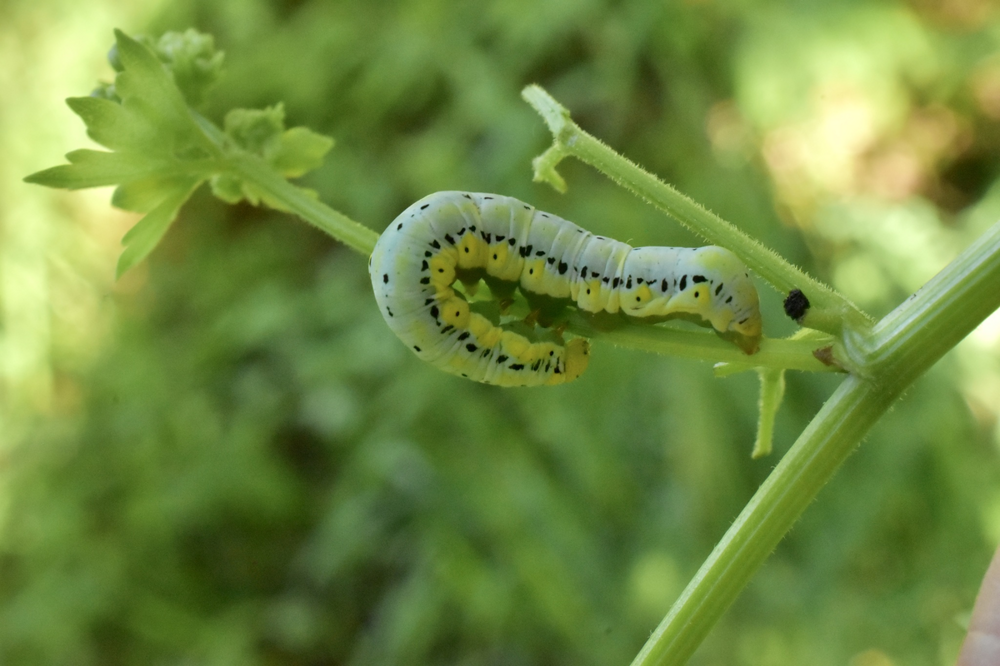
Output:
522,308,541,328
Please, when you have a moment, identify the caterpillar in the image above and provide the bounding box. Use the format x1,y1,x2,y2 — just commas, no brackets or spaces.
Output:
369,191,762,387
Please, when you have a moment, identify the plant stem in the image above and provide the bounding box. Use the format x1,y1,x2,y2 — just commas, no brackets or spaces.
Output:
521,85,872,337
630,218,1000,665
565,314,837,374
229,154,379,256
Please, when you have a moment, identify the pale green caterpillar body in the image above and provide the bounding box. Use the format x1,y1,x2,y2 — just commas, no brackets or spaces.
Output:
369,191,762,387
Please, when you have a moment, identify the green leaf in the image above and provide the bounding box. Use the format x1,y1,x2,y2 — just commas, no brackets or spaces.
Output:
112,29,190,123
65,96,160,152
113,175,200,213
270,127,334,178
212,105,333,208
25,150,170,189
116,178,201,278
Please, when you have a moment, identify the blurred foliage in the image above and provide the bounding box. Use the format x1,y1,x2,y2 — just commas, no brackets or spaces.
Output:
5,0,1000,665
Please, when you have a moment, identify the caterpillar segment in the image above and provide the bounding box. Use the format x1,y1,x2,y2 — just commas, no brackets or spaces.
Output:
370,191,761,386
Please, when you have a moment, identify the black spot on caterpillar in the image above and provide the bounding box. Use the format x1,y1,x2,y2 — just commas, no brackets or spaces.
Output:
369,192,762,387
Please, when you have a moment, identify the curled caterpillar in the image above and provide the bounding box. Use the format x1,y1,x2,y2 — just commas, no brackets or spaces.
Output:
369,191,762,387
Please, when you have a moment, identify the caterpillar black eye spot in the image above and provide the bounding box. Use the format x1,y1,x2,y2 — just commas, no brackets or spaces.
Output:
383,274,388,283
679,275,687,290
413,346,421,352
420,204,429,209
586,289,591,294
397,223,403,230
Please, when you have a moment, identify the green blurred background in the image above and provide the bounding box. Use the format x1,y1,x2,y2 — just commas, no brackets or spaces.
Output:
4,0,1000,664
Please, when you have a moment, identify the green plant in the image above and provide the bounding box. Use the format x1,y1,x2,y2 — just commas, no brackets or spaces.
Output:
26,29,1000,665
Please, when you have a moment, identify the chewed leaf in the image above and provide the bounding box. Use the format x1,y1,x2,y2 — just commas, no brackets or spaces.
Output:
530,146,568,194
270,127,334,178
117,178,201,277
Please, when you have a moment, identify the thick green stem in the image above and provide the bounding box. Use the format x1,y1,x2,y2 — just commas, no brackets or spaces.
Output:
630,219,1000,665
522,85,872,337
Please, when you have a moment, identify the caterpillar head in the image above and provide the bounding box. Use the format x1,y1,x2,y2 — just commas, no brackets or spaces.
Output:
621,245,761,354
694,246,761,354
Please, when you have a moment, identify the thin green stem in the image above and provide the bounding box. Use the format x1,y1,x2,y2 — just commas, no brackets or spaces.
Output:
752,368,786,459
630,218,1000,665
521,85,872,338
565,314,837,374
228,154,379,256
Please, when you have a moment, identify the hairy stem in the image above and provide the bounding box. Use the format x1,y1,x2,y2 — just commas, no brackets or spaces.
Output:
227,155,379,256
521,84,872,338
